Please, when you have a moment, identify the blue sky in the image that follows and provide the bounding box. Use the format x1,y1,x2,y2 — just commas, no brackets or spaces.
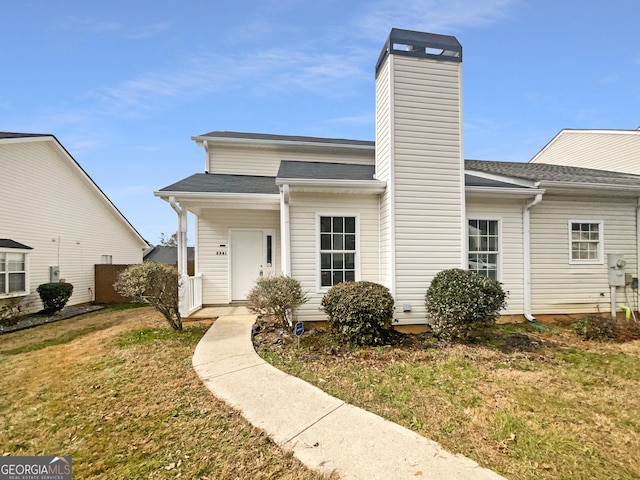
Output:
2,0,639,244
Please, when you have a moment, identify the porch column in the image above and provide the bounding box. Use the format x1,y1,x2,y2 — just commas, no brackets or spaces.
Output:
169,196,189,317
280,184,291,276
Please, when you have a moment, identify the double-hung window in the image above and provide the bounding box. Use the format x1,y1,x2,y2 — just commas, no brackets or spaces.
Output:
319,216,357,287
570,221,603,263
468,219,499,280
0,252,27,296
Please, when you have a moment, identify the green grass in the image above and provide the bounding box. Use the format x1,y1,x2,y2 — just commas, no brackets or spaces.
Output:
258,321,640,480
0,307,326,480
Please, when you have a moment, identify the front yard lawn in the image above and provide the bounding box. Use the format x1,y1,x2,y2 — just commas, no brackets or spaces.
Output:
0,306,324,480
255,319,640,480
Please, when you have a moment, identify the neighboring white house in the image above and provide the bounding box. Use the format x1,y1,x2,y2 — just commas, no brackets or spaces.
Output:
1,132,149,313
156,28,640,325
530,128,640,174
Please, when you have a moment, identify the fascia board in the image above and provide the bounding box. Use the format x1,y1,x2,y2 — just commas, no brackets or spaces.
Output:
154,191,281,203
191,135,375,152
465,187,546,197
276,178,386,191
539,181,640,194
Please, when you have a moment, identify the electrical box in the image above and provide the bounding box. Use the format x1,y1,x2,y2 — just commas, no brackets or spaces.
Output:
607,254,626,287
49,266,60,283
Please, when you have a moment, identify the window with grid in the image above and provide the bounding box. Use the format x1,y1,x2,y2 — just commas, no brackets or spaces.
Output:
0,252,27,295
570,222,602,262
320,216,356,287
468,219,499,280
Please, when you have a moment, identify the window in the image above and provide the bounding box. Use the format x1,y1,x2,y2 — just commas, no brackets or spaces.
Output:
468,219,499,280
101,255,113,264
319,216,357,287
0,252,27,295
570,221,603,263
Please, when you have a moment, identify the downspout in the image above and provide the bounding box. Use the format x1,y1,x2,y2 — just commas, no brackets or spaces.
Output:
280,184,291,276
169,196,188,317
523,193,543,322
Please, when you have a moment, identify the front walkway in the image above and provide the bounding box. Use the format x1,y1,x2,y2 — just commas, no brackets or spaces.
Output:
192,308,507,480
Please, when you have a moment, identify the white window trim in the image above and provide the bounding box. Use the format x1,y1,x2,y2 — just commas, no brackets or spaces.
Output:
466,217,502,282
316,213,361,293
0,248,31,298
568,220,604,265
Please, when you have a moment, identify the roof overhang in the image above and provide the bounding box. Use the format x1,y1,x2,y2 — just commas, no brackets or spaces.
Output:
192,133,375,153
275,178,386,194
465,186,546,198
539,181,640,196
154,190,281,211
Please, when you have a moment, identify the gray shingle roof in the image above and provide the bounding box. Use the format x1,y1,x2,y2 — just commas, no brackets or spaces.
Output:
195,131,374,148
0,132,50,139
159,173,279,194
464,174,526,188
466,160,640,186
0,239,33,249
277,161,376,181
143,246,194,263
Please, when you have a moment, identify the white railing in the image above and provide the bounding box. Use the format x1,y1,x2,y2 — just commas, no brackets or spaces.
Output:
180,274,202,317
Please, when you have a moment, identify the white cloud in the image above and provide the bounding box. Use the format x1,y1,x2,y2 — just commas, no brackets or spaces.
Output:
353,0,522,40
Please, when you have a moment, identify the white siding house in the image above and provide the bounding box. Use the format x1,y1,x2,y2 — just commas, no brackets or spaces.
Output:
530,129,640,174
156,28,640,324
1,133,148,313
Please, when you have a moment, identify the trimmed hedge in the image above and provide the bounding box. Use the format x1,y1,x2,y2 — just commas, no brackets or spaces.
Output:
37,282,74,314
321,281,394,345
425,269,507,340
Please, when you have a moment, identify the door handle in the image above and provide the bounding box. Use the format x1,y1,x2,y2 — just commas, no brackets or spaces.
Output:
259,265,263,277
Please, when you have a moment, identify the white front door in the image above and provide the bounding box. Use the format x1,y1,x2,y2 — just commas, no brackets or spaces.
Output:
230,230,264,301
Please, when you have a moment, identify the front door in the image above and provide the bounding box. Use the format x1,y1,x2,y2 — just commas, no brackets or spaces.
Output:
230,230,264,301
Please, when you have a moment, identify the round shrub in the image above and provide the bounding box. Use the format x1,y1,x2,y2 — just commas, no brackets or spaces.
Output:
37,282,74,314
321,281,394,346
246,275,309,328
425,269,507,341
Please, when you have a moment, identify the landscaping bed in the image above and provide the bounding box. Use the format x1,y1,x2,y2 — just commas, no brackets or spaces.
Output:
254,318,640,480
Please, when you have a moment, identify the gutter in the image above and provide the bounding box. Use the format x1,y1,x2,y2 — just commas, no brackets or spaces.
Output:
523,193,543,322
280,185,291,276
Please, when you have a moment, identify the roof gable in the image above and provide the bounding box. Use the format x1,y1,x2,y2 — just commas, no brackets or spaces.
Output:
1,132,148,246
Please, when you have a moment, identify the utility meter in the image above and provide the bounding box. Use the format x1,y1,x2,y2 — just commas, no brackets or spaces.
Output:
607,254,626,287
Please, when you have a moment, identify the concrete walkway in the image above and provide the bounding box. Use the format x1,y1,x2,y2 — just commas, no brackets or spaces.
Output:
192,307,507,480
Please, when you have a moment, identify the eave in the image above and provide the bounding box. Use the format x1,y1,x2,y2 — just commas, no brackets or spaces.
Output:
276,178,387,194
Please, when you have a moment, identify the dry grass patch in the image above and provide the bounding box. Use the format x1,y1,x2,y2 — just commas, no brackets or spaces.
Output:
1,306,325,479
256,320,640,480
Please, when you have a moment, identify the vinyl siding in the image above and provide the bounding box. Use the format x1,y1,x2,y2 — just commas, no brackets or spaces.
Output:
375,55,392,291
530,194,638,314
466,197,525,315
288,192,381,322
531,130,640,175
208,144,374,177
0,140,145,312
390,55,464,324
197,209,281,304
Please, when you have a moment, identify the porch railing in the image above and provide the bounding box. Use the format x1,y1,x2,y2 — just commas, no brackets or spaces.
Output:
181,274,202,316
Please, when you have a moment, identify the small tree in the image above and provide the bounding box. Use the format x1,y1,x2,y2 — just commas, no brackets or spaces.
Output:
158,232,178,247
246,275,309,328
114,262,182,330
37,282,74,314
426,269,507,341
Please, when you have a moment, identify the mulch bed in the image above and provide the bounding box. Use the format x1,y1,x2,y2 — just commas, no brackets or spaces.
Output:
0,304,105,334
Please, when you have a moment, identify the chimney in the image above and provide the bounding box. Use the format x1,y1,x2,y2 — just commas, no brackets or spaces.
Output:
375,28,465,324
